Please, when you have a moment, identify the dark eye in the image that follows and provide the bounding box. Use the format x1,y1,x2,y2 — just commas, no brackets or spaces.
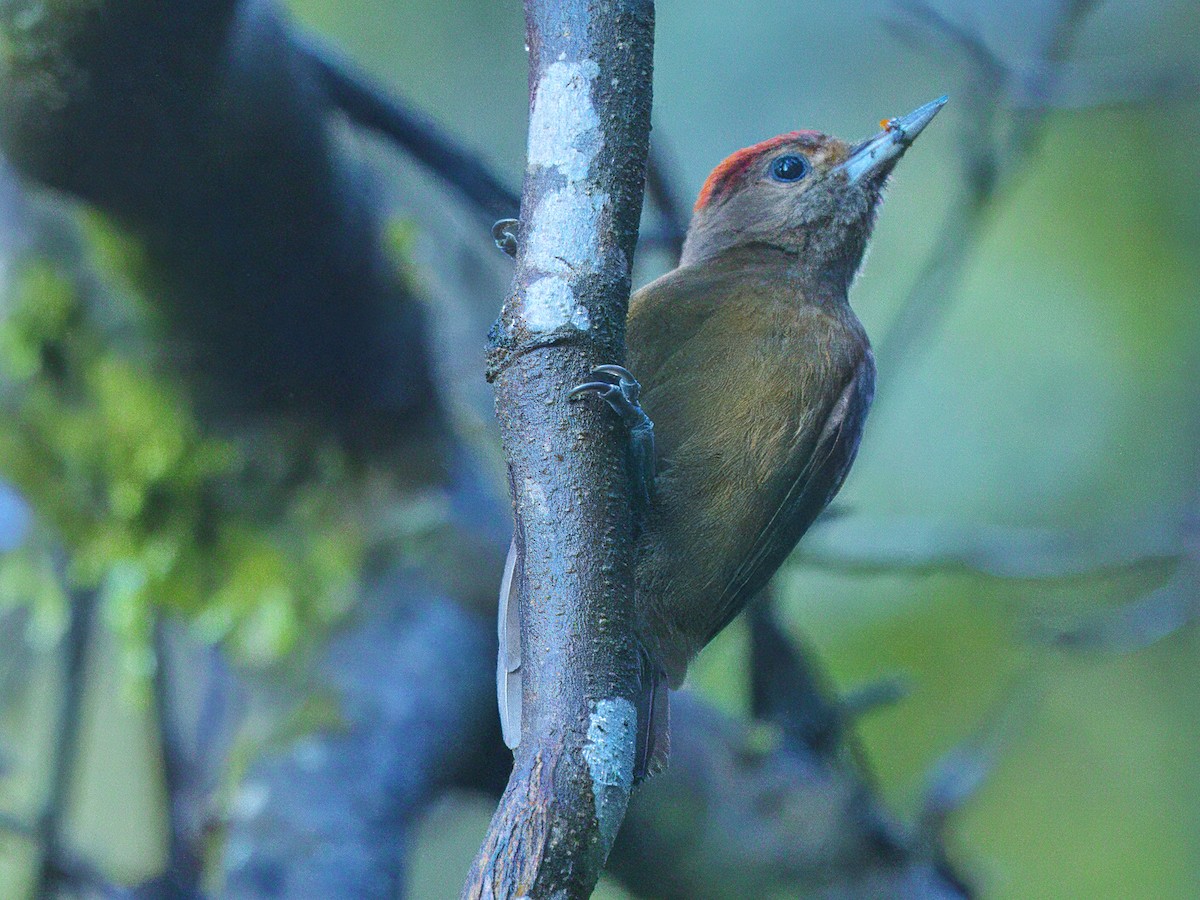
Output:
770,154,809,182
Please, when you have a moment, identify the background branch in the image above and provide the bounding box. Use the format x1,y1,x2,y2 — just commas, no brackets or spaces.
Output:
33,589,97,900
223,576,499,900
874,0,1184,383
296,35,522,221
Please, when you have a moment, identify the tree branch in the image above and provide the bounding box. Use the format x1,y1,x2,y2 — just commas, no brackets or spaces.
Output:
0,0,441,447
642,140,688,260
465,2,654,897
295,34,522,221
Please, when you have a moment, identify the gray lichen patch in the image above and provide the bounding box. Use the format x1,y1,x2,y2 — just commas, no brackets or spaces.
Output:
526,187,607,275
528,59,602,183
523,276,591,333
582,697,636,857
517,58,608,335
518,183,607,332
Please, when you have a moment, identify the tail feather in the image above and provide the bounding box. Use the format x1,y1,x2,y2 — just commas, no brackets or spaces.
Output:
500,538,670,777
636,648,670,781
497,539,521,750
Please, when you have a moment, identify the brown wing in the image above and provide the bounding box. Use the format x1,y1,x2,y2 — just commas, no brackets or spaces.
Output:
627,262,737,392
628,257,876,673
702,352,875,644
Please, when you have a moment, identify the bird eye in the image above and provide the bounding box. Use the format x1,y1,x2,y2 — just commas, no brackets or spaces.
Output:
770,155,809,182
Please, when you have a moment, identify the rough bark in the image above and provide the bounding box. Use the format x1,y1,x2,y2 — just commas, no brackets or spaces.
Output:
464,1,655,897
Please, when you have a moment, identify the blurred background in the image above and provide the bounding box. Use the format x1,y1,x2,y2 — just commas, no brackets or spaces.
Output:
0,0,1197,897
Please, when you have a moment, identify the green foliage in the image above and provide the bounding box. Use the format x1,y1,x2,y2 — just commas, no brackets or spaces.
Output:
0,223,368,673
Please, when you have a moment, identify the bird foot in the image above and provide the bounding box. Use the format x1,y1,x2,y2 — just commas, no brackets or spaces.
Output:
570,365,656,510
492,218,520,257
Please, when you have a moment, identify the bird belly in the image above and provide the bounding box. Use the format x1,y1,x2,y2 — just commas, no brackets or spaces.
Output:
631,304,865,685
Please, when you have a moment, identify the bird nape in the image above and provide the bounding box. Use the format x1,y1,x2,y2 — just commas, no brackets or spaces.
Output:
500,97,947,779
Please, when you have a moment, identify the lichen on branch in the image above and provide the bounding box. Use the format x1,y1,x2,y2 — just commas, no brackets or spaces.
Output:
466,1,655,897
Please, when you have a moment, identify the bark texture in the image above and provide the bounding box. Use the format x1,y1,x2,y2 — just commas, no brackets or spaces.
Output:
465,1,655,897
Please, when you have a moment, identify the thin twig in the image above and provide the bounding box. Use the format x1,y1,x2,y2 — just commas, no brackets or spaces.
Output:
920,677,1038,842
878,0,1196,382
300,30,700,261
152,615,205,894
1038,479,1200,652
748,599,843,759
874,0,1103,380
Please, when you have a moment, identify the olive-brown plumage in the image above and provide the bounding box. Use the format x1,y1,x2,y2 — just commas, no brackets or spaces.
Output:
499,98,946,773
628,246,874,684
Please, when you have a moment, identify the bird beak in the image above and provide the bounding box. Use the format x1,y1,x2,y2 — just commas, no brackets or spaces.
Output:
838,95,948,184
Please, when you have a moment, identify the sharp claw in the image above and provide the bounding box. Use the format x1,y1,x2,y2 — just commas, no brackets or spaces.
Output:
568,362,656,515
590,364,636,384
568,381,616,399
492,218,520,258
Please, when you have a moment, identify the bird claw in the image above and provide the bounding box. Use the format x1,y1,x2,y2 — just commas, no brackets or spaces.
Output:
492,218,520,258
591,363,640,382
569,365,644,425
570,364,656,510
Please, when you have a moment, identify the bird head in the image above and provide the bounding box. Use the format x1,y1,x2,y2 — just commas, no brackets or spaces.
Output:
680,97,947,294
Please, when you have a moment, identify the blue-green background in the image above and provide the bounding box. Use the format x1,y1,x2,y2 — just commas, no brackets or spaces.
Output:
2,0,1198,897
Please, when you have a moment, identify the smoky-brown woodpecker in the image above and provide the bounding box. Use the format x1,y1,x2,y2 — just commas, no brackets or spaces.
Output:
499,97,947,775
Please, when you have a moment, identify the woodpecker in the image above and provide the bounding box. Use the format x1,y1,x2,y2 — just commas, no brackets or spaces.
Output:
499,97,947,776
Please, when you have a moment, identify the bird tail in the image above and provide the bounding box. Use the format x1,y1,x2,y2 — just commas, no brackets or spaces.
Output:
502,536,669,779
497,539,521,750
635,645,670,782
